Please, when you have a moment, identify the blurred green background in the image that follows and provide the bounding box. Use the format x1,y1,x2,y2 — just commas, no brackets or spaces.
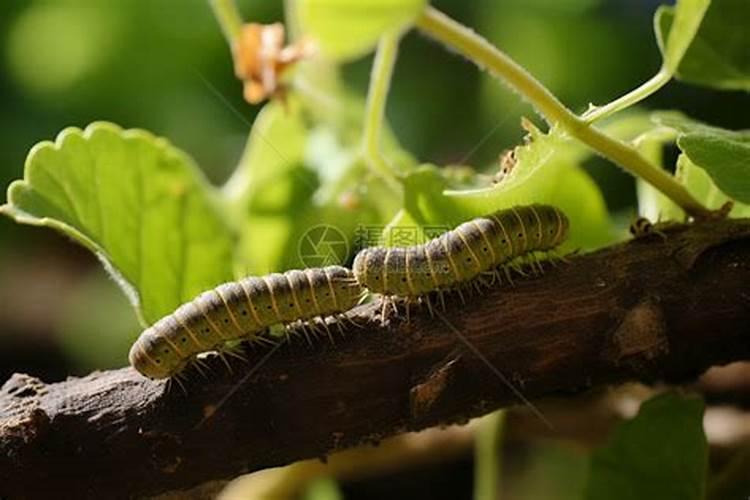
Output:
1,0,747,385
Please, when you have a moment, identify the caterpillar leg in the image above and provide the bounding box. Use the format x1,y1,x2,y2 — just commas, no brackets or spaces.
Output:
333,315,346,336
217,351,233,373
187,357,208,379
222,344,248,362
502,266,515,285
167,374,187,395
527,254,544,275
544,250,560,267
380,295,399,323
437,289,447,311
319,318,336,343
421,294,435,317
298,322,315,346
509,260,528,277
480,270,498,286
454,286,466,305
339,313,363,328
253,334,278,347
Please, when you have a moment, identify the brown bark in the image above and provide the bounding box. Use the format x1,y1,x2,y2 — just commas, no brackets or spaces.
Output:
1,219,750,500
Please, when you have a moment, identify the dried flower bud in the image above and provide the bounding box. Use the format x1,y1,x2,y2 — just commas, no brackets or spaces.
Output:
232,23,314,104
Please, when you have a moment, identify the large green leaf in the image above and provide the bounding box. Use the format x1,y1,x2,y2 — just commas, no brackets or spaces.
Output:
383,125,613,250
635,114,750,219
585,392,708,500
656,0,750,91
296,0,427,61
654,112,750,204
1,122,235,326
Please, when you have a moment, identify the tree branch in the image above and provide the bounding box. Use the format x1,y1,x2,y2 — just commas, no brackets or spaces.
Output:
2,219,750,499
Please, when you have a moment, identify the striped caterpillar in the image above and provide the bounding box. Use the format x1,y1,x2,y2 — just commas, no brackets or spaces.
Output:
352,204,569,301
129,266,364,379
353,203,568,426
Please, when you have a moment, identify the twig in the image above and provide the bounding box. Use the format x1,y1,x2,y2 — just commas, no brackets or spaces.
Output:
2,219,750,499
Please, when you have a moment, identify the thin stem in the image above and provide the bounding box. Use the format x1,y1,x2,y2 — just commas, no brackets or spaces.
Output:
575,124,710,217
583,68,671,123
415,6,713,219
209,0,243,46
473,411,505,500
363,32,403,193
416,7,578,129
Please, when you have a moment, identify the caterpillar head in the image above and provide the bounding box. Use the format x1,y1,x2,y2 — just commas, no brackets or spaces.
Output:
352,248,377,292
129,326,188,379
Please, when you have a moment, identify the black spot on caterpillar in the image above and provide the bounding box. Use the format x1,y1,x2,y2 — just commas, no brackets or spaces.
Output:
352,204,569,297
129,266,364,379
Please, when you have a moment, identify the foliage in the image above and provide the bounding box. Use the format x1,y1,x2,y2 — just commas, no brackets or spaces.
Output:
585,393,708,500
1,0,747,497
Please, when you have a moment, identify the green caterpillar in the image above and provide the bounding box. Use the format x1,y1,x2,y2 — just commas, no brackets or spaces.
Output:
129,266,364,379
352,204,569,298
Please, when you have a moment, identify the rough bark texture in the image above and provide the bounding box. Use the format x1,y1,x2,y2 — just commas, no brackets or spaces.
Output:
2,219,750,500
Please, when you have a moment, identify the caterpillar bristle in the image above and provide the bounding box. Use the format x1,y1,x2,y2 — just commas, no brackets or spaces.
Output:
192,357,210,379
222,346,248,362
217,352,233,374
167,374,187,395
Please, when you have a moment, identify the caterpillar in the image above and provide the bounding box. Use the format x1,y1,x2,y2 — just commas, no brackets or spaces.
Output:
129,266,364,379
352,204,569,300
629,216,666,240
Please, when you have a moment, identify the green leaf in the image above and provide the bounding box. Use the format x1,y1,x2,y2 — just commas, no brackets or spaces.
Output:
1,122,235,326
656,0,750,91
676,154,750,217
585,392,708,500
384,125,613,251
654,0,711,74
227,100,400,274
296,0,427,61
654,112,750,204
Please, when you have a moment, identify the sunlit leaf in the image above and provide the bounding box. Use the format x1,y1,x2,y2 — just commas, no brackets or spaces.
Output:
384,125,613,250
656,0,750,91
585,392,708,500
296,0,427,61
2,122,235,325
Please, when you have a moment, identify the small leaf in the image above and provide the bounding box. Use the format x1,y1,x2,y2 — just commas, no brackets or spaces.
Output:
297,0,427,61
656,0,750,91
654,0,711,74
446,126,613,250
654,112,750,203
585,392,708,500
2,122,235,325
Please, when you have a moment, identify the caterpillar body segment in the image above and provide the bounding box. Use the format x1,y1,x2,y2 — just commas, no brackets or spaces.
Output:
352,204,569,298
129,266,364,379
